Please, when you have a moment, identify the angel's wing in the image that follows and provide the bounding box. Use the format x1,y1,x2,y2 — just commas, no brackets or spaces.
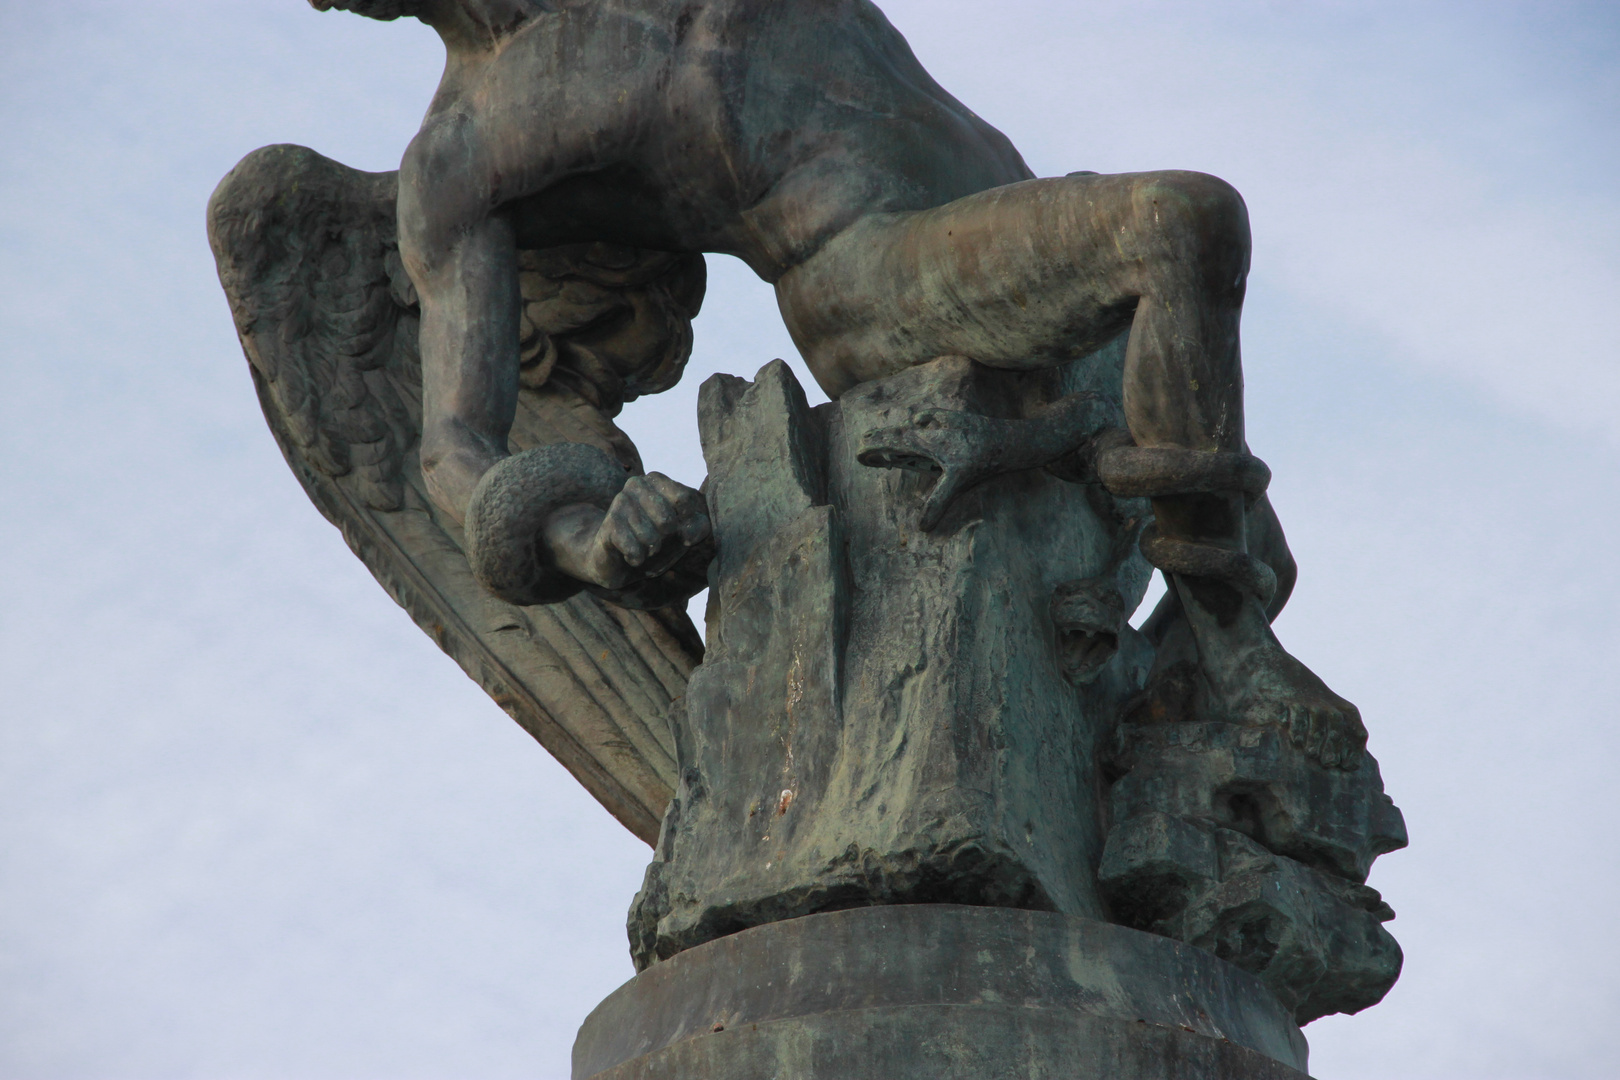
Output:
208,144,704,844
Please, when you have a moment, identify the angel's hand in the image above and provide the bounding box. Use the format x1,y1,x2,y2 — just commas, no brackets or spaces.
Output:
544,473,711,591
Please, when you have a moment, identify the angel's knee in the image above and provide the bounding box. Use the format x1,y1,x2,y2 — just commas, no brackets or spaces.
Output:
1128,170,1251,293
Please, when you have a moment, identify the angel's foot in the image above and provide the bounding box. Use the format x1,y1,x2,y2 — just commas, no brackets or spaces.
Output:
1130,519,1365,768
1119,594,1364,773
1219,632,1368,769
1095,446,1364,768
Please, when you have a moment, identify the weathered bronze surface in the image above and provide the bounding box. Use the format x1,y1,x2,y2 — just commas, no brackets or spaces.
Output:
209,1,1406,1073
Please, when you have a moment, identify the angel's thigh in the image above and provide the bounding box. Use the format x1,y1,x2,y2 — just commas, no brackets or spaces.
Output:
782,172,1249,408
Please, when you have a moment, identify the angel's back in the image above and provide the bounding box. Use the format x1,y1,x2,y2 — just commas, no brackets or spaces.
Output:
406,0,1033,279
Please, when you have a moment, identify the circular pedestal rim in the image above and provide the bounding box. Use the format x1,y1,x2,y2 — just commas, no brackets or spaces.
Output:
574,904,1309,1078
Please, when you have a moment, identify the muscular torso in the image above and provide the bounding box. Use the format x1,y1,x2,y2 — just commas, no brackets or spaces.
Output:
401,0,1033,281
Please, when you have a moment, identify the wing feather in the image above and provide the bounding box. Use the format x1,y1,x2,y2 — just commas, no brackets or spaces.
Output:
208,144,703,844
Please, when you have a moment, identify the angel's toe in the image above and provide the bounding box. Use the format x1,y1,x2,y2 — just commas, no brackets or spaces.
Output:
1325,708,1367,769
1318,726,1344,769
1296,712,1321,764
1280,704,1297,741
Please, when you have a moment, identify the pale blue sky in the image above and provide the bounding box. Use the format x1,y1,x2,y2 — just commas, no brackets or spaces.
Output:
1,2,1616,1077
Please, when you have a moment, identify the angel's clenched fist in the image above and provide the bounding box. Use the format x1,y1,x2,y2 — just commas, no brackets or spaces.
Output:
545,473,711,591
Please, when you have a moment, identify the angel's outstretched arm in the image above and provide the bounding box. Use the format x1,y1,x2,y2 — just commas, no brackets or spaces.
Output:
414,212,525,525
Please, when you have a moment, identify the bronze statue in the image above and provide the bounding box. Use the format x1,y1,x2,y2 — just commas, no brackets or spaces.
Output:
210,3,1406,1075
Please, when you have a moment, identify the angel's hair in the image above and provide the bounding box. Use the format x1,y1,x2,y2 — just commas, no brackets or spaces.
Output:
516,243,707,412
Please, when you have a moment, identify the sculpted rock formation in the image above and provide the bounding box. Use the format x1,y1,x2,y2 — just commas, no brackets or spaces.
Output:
625,356,1405,1028
630,356,1143,967
1101,721,1405,1022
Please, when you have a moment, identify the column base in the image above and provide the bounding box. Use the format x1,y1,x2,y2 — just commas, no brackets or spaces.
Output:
574,905,1312,1079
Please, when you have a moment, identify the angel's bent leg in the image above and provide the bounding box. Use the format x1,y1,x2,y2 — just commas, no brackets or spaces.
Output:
781,172,1366,768
777,170,1251,455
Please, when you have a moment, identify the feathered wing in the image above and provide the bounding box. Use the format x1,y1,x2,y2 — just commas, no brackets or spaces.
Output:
208,144,702,844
